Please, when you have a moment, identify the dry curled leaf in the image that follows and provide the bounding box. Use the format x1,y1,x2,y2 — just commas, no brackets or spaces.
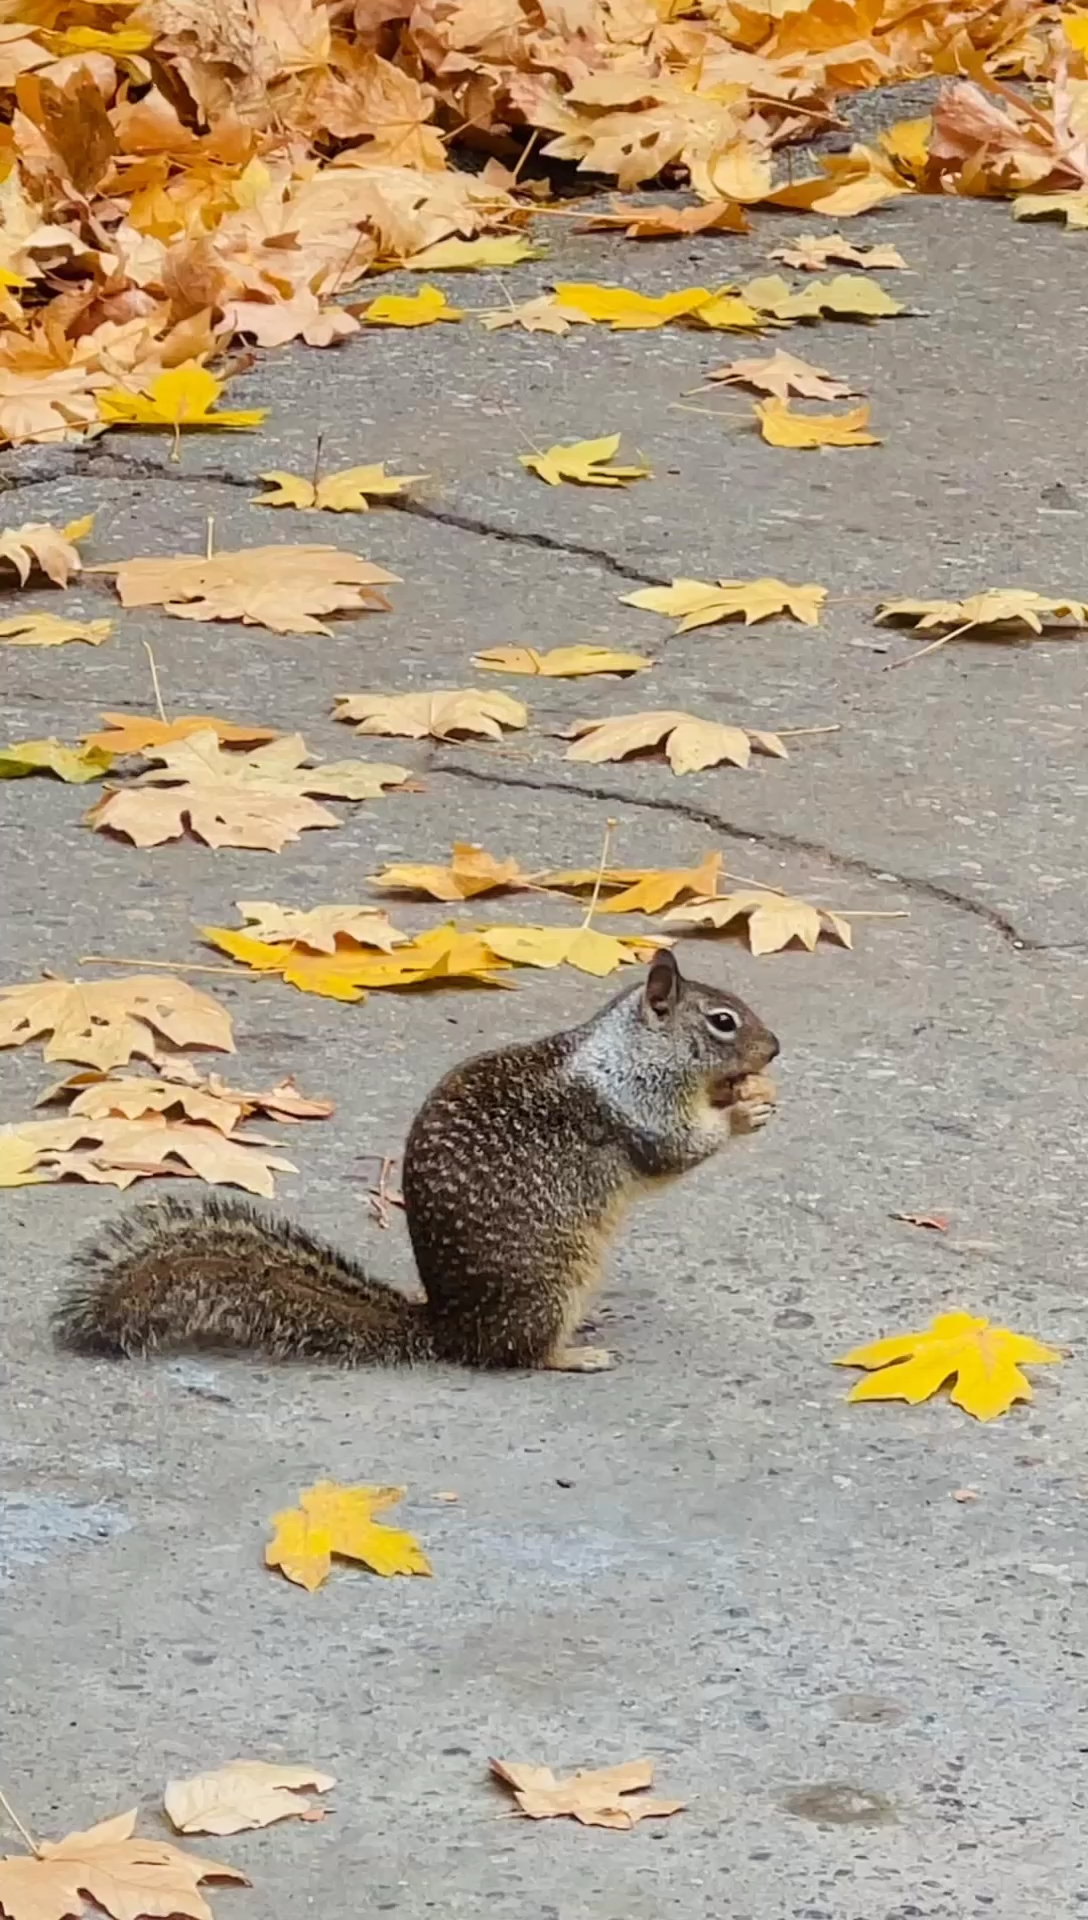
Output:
874,591,1088,636
890,1210,950,1232
334,688,526,741
369,843,534,902
1013,191,1088,228
770,234,907,271
0,738,111,782
473,645,651,677
0,1808,246,1920
80,713,279,755
0,611,111,647
837,1312,1062,1423
254,465,426,512
519,434,650,487
95,546,400,636
266,1481,432,1589
623,576,826,632
564,711,787,775
665,891,853,954
0,974,233,1069
0,512,92,586
706,349,855,402
165,1762,336,1836
491,1757,684,1830
236,900,405,953
580,198,748,238
41,1065,332,1134
479,295,593,335
87,730,412,851
755,398,879,449
36,1114,299,1197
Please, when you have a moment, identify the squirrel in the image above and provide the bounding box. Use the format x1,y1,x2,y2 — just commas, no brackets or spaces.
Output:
54,949,779,1374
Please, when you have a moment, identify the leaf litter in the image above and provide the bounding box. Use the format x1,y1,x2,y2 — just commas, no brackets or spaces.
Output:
0,975,233,1070
93,546,400,636
491,1757,684,1830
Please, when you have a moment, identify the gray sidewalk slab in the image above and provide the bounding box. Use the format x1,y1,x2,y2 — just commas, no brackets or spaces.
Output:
1,190,1087,1920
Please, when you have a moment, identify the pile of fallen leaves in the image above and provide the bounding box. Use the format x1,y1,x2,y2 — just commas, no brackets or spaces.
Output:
0,0,1078,444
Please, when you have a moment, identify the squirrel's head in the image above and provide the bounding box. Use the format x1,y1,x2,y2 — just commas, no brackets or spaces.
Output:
639,947,778,1107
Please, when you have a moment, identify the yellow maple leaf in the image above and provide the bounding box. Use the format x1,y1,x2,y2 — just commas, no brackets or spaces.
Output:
0,1809,246,1920
203,924,511,1000
550,282,713,329
520,435,650,487
369,843,534,901
333,688,526,741
96,545,399,637
564,710,787,775
682,291,765,332
879,118,933,184
755,398,879,449
1013,192,1088,229
0,974,233,1070
254,465,427,512
588,852,723,915
741,273,902,322
401,236,544,270
0,737,112,783
0,612,111,647
81,713,279,755
836,1312,1062,1423
622,577,826,632
479,923,663,977
95,364,266,458
665,890,853,955
266,1481,432,1589
361,285,463,327
472,645,651,677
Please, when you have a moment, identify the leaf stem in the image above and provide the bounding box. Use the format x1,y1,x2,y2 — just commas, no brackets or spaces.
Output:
0,1788,41,1857
78,954,255,977
142,642,168,725
581,817,617,929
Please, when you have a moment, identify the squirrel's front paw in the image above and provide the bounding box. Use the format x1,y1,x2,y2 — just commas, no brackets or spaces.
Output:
545,1345,616,1373
728,1072,777,1137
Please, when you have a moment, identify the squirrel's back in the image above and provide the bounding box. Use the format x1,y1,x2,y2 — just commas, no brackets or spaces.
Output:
54,950,779,1372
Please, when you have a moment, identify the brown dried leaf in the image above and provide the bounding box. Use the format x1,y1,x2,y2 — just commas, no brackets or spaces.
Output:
0,1807,246,1920
236,900,406,952
0,974,234,1068
165,1761,336,1836
333,688,527,741
369,843,535,901
563,710,787,775
94,546,400,636
491,1756,684,1829
87,730,412,851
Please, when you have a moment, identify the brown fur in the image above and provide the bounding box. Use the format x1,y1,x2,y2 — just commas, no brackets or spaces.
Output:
54,955,778,1370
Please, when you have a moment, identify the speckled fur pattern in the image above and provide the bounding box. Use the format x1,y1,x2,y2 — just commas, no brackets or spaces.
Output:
54,957,779,1370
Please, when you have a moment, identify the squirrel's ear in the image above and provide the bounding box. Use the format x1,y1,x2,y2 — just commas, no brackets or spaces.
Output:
643,947,681,1018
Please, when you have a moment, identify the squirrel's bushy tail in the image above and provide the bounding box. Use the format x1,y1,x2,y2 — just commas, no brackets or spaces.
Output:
54,1195,434,1365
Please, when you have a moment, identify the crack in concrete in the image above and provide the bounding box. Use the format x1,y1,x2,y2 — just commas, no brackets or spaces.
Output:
0,448,670,585
434,758,1051,953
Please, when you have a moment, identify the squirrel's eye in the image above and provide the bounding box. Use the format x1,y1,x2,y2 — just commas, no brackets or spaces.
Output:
706,1007,741,1039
